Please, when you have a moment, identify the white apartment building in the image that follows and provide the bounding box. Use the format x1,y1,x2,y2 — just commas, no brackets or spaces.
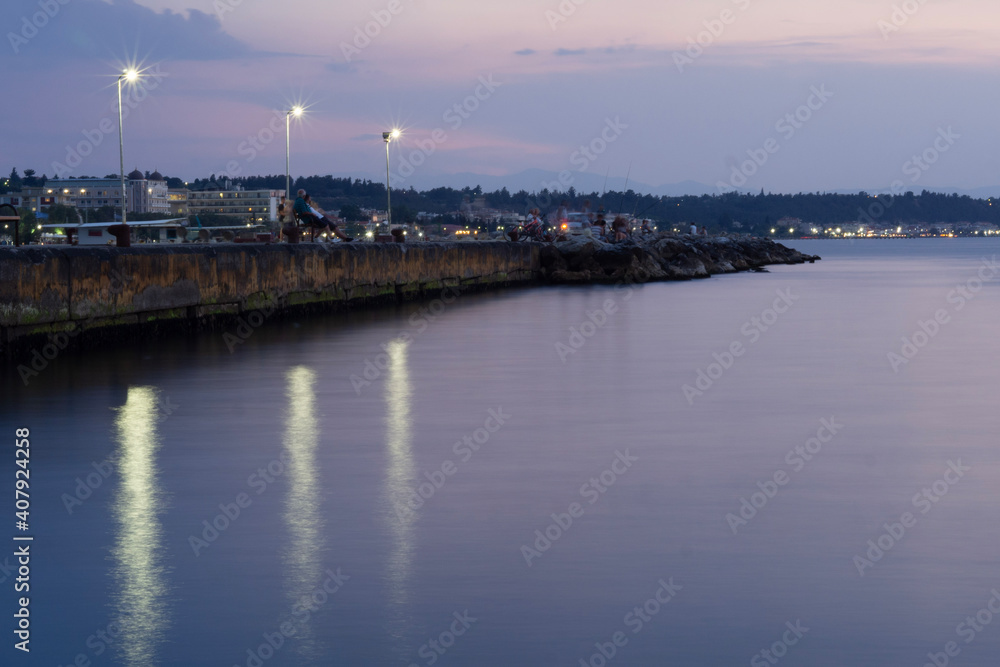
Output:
125,169,170,215
187,188,283,222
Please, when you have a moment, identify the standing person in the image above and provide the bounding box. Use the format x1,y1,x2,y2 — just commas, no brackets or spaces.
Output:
294,190,353,242
557,200,569,222
278,195,298,236
581,199,594,237
277,196,287,223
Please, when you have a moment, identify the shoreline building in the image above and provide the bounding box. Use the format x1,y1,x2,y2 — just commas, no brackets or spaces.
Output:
125,169,170,215
168,189,190,217
40,170,169,216
6,170,171,218
187,187,283,223
1,186,55,213
42,180,125,213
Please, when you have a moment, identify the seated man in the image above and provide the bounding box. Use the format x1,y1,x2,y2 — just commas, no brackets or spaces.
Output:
593,212,607,240
293,190,353,242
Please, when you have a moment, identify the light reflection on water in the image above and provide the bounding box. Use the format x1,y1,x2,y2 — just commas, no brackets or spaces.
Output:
110,386,169,667
282,366,322,661
383,338,417,638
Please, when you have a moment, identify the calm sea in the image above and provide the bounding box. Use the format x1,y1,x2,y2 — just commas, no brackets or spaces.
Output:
4,238,1000,666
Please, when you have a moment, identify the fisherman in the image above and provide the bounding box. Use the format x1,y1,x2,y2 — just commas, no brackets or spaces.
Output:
613,215,629,242
594,206,608,240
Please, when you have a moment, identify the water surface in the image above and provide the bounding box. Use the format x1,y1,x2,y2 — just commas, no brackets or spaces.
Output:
4,238,1000,666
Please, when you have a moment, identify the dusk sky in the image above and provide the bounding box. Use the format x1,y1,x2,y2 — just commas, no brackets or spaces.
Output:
3,0,999,194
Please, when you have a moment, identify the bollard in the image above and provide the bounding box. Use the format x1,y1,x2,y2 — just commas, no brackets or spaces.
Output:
106,223,131,247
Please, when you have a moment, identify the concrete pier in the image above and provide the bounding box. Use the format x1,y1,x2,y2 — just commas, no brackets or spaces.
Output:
0,236,818,357
0,242,540,355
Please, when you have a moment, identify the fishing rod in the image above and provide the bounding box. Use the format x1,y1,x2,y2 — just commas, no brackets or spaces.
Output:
617,162,632,216
635,196,663,219
596,167,610,212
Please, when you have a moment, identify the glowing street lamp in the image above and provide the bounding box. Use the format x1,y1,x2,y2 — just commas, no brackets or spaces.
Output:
286,106,303,202
382,129,400,239
117,68,138,227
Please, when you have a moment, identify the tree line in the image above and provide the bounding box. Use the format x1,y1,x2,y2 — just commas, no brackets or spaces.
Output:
5,168,1000,239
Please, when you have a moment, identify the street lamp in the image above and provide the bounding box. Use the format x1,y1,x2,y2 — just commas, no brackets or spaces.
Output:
285,106,303,203
117,69,138,228
382,129,400,239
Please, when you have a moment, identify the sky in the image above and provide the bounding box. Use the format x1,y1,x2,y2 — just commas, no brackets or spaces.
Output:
2,0,1000,195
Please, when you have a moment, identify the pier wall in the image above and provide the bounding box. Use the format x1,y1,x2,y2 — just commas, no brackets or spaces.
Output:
0,242,540,353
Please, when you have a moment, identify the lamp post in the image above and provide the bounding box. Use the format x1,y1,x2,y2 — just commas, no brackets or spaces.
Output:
117,69,138,227
285,106,303,204
382,129,400,240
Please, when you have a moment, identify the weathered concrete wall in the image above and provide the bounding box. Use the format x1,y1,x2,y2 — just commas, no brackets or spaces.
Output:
0,242,540,352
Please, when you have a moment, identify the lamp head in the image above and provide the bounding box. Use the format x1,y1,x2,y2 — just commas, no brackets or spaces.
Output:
384,129,401,142
290,106,303,117
122,69,138,82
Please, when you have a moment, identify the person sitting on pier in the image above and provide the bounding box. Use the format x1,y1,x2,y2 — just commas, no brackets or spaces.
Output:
522,209,544,241
293,190,353,242
593,210,608,240
612,215,629,242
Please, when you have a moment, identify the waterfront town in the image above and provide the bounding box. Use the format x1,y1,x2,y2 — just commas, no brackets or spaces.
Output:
1,168,998,245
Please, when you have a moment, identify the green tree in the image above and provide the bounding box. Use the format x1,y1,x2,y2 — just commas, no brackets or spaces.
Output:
18,209,37,244
391,204,417,224
337,203,368,221
45,204,78,224
8,168,22,192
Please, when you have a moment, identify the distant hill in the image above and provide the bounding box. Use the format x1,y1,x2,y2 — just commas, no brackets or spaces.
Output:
277,167,999,199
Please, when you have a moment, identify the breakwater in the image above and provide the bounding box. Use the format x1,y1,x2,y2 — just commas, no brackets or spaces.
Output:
542,234,818,283
0,242,538,355
0,237,817,356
